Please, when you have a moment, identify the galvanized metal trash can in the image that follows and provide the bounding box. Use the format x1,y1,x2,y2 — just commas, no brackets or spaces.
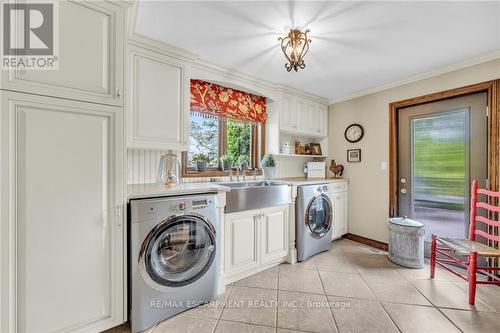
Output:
387,217,425,269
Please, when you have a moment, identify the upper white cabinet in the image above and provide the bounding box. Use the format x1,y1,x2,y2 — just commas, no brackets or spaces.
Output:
279,93,328,138
0,91,124,332
319,104,328,137
126,44,189,150
280,94,293,130
0,0,125,106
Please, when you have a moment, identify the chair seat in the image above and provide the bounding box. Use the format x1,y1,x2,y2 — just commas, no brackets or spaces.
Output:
437,238,500,257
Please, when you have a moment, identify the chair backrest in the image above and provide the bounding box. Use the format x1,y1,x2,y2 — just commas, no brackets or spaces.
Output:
469,179,500,242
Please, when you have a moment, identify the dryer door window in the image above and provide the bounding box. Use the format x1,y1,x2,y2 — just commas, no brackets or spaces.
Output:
141,215,216,287
306,194,332,238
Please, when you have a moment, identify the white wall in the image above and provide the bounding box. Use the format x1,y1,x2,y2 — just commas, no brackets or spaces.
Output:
328,58,500,243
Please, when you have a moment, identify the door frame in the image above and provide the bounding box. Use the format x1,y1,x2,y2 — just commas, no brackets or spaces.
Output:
389,79,500,218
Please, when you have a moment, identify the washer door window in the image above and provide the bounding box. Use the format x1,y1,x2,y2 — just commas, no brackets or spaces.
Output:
306,194,332,238
140,215,216,288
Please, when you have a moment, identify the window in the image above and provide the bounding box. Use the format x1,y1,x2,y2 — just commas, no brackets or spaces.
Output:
182,112,264,176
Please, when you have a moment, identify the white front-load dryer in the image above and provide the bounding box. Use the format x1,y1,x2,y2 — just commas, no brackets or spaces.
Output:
296,184,333,261
129,194,219,333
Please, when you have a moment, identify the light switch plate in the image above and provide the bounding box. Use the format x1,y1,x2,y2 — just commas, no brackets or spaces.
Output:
381,161,387,170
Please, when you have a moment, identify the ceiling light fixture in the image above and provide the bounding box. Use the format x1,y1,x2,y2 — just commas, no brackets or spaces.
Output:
278,28,311,72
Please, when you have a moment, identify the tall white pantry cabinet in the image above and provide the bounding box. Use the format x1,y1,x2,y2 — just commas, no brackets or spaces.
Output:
0,1,127,332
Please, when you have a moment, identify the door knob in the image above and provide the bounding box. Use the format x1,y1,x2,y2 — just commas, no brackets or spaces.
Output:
400,178,407,184
400,188,407,194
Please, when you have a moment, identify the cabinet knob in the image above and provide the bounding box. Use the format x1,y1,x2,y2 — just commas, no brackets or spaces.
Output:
116,90,122,98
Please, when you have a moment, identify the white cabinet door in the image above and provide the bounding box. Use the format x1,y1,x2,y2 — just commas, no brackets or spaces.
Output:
293,98,305,131
260,205,289,264
0,0,124,106
319,104,329,137
224,210,260,276
332,191,348,240
0,91,124,333
302,102,312,133
308,102,320,134
127,45,189,150
280,94,293,131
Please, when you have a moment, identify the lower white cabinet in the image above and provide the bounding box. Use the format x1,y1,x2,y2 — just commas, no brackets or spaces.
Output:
332,190,348,240
0,91,124,332
260,206,289,264
224,205,289,282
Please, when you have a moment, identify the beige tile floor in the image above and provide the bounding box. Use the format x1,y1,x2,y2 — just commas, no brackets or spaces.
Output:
107,239,500,333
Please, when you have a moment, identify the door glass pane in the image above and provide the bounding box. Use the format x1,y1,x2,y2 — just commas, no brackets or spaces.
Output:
411,110,468,240
307,196,332,236
147,216,215,286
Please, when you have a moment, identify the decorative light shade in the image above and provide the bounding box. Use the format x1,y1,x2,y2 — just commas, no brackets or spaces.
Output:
278,28,311,72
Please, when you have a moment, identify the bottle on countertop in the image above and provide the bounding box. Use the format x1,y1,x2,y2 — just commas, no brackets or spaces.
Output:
157,150,181,186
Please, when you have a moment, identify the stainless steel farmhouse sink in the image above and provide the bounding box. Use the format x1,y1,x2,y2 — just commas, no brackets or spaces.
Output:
221,181,292,213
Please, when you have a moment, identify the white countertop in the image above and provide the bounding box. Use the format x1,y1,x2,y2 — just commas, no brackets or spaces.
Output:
128,182,230,200
274,177,348,186
128,177,347,199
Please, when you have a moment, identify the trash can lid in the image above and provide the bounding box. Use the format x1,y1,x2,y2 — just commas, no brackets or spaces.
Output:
388,217,424,228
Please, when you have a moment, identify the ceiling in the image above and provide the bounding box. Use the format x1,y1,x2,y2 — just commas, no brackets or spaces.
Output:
134,1,500,100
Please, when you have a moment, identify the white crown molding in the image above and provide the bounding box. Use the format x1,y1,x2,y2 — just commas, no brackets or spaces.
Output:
128,33,199,63
275,84,329,104
191,58,278,98
329,49,500,105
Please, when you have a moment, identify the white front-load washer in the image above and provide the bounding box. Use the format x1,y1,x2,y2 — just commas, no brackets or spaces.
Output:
129,194,219,333
296,183,333,261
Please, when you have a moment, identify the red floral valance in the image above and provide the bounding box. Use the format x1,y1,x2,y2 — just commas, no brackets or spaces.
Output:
190,79,267,123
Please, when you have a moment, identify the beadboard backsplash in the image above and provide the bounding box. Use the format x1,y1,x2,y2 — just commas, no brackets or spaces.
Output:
127,149,319,184
127,148,172,184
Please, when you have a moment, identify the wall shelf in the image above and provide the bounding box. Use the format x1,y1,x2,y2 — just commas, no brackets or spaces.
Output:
275,153,328,158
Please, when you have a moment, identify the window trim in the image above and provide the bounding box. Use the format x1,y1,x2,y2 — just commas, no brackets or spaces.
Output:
182,118,265,178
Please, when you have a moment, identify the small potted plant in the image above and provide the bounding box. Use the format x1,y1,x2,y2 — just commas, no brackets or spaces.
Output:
220,155,233,172
261,154,276,180
192,153,209,172
238,155,249,171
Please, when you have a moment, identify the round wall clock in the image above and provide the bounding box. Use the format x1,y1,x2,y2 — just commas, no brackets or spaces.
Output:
344,124,364,143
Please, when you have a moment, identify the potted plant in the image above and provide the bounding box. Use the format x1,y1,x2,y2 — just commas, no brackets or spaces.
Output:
192,153,209,172
261,154,276,180
238,155,249,171
220,155,233,172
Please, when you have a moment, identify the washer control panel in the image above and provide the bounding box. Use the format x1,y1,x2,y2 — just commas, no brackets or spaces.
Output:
316,185,329,193
130,195,216,223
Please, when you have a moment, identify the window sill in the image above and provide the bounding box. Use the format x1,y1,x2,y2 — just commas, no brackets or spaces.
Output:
182,170,262,178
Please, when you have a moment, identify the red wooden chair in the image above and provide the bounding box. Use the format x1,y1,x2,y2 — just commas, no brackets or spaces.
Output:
430,180,500,305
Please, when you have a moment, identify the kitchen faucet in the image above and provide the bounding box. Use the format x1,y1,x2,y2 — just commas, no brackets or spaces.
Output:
236,167,241,182
253,167,260,181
